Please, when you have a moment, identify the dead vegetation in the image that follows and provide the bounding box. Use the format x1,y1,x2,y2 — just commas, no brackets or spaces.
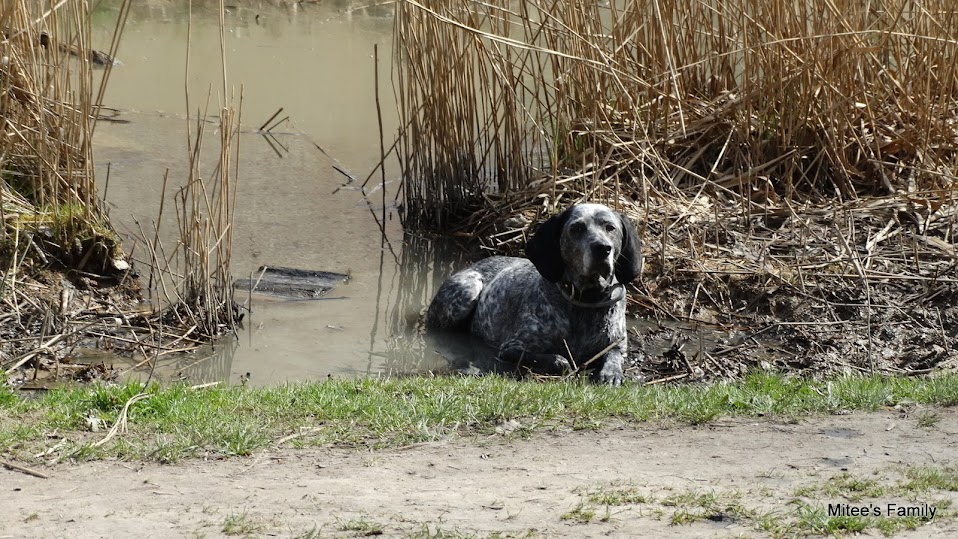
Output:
393,0,958,380
1,1,240,386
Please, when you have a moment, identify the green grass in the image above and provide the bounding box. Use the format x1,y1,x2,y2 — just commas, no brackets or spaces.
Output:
901,466,958,492
1,372,957,462
807,472,888,502
572,480,944,538
796,466,958,502
778,467,955,537
661,489,755,525
564,462,958,536
794,504,868,535
791,502,932,537
222,511,265,536
338,517,385,535
917,412,941,428
560,503,597,523
582,483,651,506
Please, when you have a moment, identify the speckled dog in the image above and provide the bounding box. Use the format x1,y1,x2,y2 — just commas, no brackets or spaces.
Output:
426,204,643,385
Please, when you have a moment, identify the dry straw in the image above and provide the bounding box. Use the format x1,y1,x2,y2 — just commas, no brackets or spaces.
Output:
392,0,958,290
132,0,243,341
1,0,131,379
1,0,127,266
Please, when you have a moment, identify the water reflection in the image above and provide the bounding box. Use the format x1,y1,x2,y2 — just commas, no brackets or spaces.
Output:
371,230,471,376
91,2,414,385
163,337,239,385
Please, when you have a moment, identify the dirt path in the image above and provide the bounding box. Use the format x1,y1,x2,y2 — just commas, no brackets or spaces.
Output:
3,410,958,538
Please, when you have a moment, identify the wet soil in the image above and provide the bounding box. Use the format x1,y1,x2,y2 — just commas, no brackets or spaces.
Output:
3,410,958,538
624,260,958,384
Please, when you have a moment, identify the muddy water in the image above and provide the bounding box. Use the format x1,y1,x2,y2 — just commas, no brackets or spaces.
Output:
92,3,468,385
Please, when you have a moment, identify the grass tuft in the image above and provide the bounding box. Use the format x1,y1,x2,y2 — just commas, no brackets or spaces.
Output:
583,484,651,506
901,466,958,492
222,511,265,536
560,504,596,524
338,517,385,535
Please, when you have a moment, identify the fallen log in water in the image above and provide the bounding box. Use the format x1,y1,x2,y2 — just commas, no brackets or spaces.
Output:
233,266,350,300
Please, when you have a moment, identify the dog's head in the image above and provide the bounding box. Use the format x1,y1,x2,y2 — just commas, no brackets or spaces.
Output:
525,204,643,292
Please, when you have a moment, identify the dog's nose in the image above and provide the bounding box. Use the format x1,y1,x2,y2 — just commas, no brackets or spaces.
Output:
591,242,613,258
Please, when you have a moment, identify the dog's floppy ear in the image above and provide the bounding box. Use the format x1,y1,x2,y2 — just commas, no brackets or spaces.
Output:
614,212,643,284
525,209,570,282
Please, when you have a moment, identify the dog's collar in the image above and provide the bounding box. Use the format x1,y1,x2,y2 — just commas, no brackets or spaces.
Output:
556,281,626,308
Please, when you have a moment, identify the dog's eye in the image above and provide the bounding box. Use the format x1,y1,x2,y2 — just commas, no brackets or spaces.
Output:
569,222,586,235
603,223,616,232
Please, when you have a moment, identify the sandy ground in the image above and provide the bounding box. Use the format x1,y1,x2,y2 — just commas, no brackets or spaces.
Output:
3,410,958,538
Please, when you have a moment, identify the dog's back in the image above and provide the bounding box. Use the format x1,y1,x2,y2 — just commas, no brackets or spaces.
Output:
425,256,526,331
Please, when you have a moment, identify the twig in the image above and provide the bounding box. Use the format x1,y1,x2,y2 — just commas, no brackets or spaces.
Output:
644,372,690,385
0,459,49,479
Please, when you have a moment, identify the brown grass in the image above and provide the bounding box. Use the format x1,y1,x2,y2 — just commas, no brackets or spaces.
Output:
1,1,240,383
147,95,242,339
392,0,958,297
1,0,134,381
139,0,242,339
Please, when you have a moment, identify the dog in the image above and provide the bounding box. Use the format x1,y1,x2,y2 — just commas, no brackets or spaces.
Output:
426,203,643,385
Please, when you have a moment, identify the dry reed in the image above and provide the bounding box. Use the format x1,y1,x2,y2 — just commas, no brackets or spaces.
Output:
394,0,958,226
142,0,242,339
146,91,242,338
1,0,139,382
2,0,240,384
1,0,127,269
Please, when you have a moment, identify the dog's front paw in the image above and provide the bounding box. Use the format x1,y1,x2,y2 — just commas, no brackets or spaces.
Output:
541,354,572,375
593,361,624,386
501,347,572,376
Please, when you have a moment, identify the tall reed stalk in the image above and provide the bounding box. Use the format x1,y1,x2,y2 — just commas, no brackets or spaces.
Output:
149,0,241,338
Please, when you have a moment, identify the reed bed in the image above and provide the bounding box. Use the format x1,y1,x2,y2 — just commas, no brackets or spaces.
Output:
395,0,958,223
2,1,241,385
394,0,958,378
0,0,125,267
129,1,241,355
145,98,242,339
1,0,129,381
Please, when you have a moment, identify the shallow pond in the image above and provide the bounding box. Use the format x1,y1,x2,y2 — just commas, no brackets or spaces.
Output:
91,2,473,385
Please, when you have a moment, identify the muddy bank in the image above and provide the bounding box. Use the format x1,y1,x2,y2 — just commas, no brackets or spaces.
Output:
621,203,958,383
